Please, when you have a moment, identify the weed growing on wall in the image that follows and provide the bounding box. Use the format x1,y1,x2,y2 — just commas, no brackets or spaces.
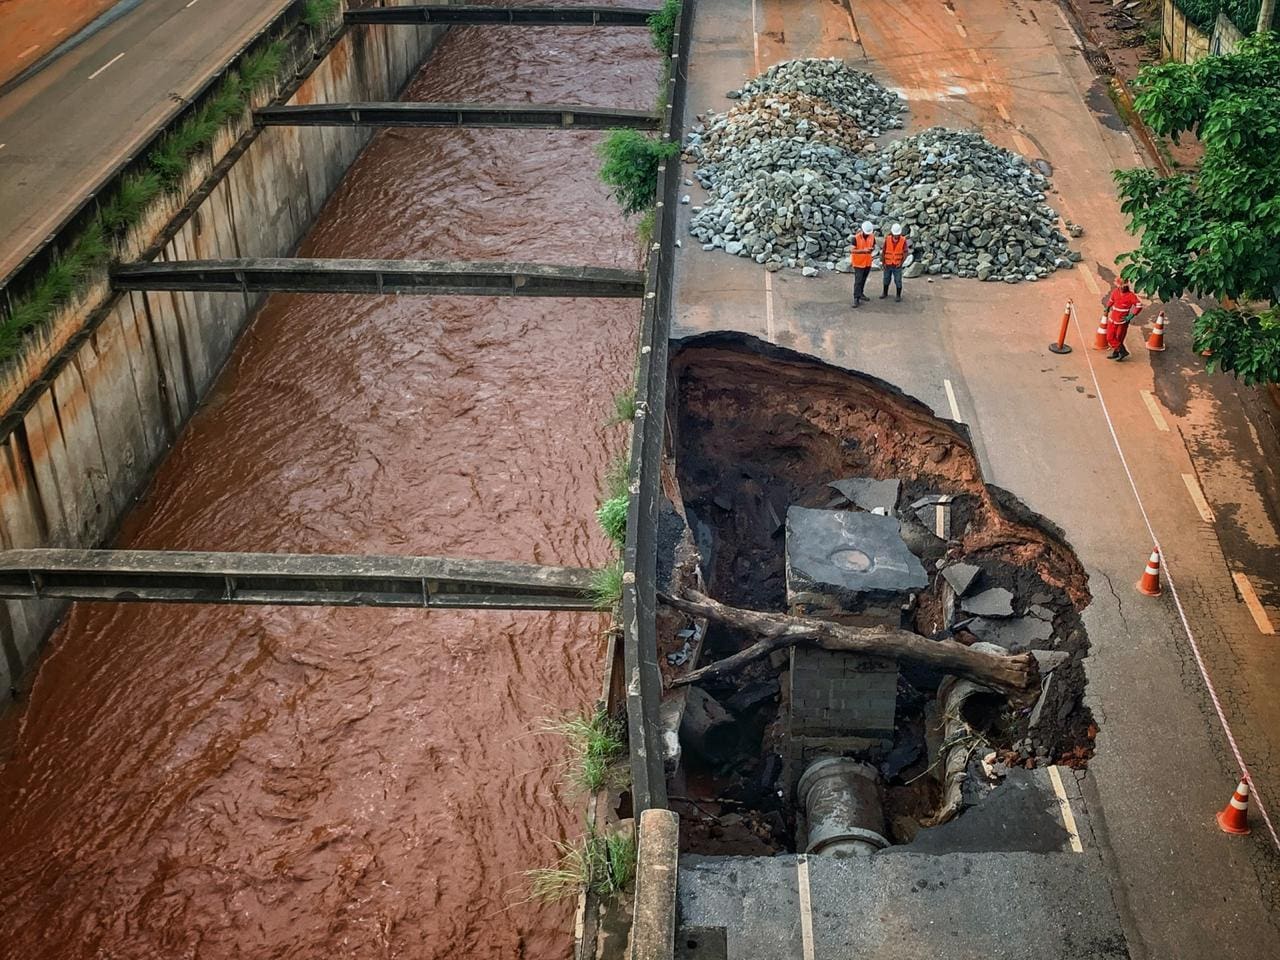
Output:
648,0,681,54
596,495,629,545
303,0,341,28
608,387,637,426
589,560,625,611
526,826,637,902
597,130,679,217
543,708,629,794
0,41,287,362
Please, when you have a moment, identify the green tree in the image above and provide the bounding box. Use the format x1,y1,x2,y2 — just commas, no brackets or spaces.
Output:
1113,31,1280,384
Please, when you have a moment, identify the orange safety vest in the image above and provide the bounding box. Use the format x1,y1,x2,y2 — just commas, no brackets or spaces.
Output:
882,235,907,267
851,233,875,269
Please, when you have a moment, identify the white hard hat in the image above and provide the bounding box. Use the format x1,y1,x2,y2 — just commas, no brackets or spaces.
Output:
861,221,875,234
891,223,902,236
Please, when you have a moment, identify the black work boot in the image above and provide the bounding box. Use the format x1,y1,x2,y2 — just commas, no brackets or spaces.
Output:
879,290,888,299
1106,350,1119,360
1117,346,1129,361
895,292,902,302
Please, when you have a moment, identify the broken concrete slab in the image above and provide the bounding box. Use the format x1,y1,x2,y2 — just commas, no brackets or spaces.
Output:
1031,649,1069,674
969,615,1053,651
961,587,1015,618
785,507,928,611
827,477,901,514
1028,604,1055,622
940,562,981,597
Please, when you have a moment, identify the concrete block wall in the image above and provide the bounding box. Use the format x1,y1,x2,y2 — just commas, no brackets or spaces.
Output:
0,20,448,692
788,647,898,737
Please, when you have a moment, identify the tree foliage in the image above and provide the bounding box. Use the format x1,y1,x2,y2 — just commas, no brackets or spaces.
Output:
1114,31,1280,384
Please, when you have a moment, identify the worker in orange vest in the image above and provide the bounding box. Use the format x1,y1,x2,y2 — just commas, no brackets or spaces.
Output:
1102,275,1143,361
880,223,909,301
850,221,876,308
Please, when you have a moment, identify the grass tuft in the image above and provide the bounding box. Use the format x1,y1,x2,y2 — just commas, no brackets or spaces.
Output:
240,41,284,92
596,495,629,546
100,172,163,232
589,560,624,611
303,0,341,28
609,387,637,426
542,706,628,794
526,825,637,902
603,453,630,501
648,0,681,54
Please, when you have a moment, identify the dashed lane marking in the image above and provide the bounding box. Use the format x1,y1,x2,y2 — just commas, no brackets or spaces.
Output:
18,43,39,59
1081,269,1100,297
186,0,201,6
1140,389,1169,432
956,22,968,37
995,102,1011,121
1233,572,1276,636
1048,766,1084,853
797,855,816,960
943,378,963,422
88,52,125,80
1181,473,1215,523
764,269,776,341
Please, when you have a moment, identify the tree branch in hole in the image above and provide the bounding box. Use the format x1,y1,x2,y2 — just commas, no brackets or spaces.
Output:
658,590,1038,693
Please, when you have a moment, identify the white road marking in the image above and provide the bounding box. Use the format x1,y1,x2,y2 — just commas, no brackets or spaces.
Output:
797,855,817,960
1186,301,1204,318
1081,269,1100,297
956,22,968,37
1181,473,1215,523
1233,572,1276,636
1048,766,1084,853
18,43,40,59
751,0,760,73
764,270,776,341
1140,389,1169,432
88,52,126,80
1067,303,1280,852
995,102,1011,121
943,378,963,422
186,0,201,6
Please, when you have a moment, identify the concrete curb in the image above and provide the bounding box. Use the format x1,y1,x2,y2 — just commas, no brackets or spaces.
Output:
629,809,680,960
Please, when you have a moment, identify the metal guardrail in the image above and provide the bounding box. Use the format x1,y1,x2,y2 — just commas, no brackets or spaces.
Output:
110,259,646,297
621,0,695,814
257,101,660,129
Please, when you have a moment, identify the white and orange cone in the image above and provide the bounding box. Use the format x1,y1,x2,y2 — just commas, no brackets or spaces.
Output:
1093,315,1110,351
1136,547,1162,597
1216,778,1251,835
1146,311,1167,351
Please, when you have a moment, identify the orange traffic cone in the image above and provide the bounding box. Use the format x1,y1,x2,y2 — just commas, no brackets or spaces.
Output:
1146,312,1167,351
1093,315,1110,351
1216,778,1251,835
1136,547,1162,596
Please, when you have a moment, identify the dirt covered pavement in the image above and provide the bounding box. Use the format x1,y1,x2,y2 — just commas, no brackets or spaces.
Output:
670,0,1280,956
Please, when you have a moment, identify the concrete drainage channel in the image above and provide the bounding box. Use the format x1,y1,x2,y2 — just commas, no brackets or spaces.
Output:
611,332,1130,959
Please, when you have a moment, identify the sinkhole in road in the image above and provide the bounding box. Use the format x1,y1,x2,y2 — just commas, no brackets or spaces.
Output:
659,334,1097,855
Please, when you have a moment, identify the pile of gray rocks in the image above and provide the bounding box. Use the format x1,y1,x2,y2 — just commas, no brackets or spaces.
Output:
686,59,1078,282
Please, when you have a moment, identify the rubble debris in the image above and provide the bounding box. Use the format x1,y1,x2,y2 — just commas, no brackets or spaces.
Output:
680,686,739,763
827,477,901,513
960,587,1015,618
685,59,1075,281
726,678,781,714
940,562,981,597
968,614,1054,652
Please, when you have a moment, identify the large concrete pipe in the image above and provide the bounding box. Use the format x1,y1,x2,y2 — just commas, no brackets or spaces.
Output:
797,757,890,856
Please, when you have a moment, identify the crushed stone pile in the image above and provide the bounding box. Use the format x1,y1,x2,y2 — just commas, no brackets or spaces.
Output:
727,58,905,136
687,59,1078,282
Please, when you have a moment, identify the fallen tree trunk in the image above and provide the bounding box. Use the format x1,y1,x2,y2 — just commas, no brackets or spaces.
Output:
658,590,1038,693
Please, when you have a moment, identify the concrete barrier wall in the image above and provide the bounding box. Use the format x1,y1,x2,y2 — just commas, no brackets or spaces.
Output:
0,20,447,691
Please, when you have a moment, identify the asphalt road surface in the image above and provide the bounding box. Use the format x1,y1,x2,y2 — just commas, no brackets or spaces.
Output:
0,0,293,282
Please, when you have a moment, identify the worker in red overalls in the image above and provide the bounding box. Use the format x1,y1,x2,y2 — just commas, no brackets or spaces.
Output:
1102,276,1143,361
850,221,876,308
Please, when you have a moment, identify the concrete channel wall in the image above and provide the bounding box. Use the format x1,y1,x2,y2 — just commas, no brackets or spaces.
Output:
0,19,449,692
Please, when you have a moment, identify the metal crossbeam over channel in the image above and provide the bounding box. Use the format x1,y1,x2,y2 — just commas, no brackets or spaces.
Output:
345,5,654,26
0,550,599,610
257,102,659,130
111,259,646,298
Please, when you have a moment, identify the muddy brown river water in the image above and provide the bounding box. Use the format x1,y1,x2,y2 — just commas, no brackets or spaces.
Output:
0,20,656,959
